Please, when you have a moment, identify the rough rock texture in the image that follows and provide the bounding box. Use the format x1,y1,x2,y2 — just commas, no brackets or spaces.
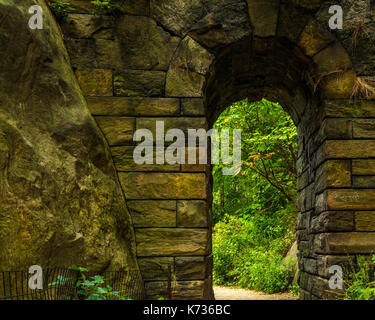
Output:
0,0,140,276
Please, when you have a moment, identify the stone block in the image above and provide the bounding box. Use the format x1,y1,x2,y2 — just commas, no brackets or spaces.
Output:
127,200,176,228
356,211,375,231
322,189,375,211
95,117,134,146
116,16,180,71
310,211,354,233
181,99,205,116
62,14,114,39
353,176,375,188
353,119,375,138
150,0,205,36
119,173,207,199
175,256,207,280
352,159,375,175
65,38,95,68
87,97,180,116
95,39,123,69
138,257,174,281
177,200,208,227
246,0,279,37
114,70,165,97
314,160,351,193
324,100,375,118
135,228,209,256
312,43,352,76
172,280,206,300
76,69,112,96
298,19,334,57
314,232,375,254
318,71,357,99
111,146,180,172
321,140,375,159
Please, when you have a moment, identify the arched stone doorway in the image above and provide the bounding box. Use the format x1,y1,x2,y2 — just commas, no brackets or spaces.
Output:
61,0,375,299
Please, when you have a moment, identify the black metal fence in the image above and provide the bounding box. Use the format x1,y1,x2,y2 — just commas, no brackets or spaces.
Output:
0,268,145,300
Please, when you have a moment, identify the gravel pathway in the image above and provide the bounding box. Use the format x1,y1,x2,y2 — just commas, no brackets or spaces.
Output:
214,286,298,300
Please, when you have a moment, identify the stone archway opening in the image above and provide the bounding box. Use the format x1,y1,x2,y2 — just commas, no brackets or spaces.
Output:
210,97,299,297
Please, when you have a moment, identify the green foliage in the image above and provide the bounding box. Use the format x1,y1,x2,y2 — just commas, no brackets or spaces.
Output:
337,256,375,300
49,266,131,300
212,99,298,294
48,1,74,21
90,0,121,15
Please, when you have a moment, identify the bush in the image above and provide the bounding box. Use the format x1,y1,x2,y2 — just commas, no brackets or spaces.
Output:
213,211,296,294
336,255,375,300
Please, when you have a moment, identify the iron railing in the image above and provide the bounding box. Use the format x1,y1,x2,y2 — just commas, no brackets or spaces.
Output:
0,268,145,300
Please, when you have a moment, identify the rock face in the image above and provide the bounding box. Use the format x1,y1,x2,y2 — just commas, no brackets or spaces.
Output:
0,0,140,277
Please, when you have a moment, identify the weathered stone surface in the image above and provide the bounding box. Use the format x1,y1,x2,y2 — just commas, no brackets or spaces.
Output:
353,120,375,138
315,160,351,193
321,140,375,160
166,37,214,97
181,147,208,172
87,97,180,116
60,0,94,13
116,16,180,71
324,100,375,118
76,69,112,96
95,39,123,69
119,173,207,199
117,0,150,15
298,19,334,57
0,1,140,273
353,176,375,188
181,99,205,116
277,3,310,43
136,117,208,143
145,280,207,299
62,14,114,39
144,281,169,299
138,257,174,281
111,146,180,172
311,211,354,233
353,159,375,175
127,200,176,227
114,70,165,97
318,71,357,99
356,212,375,231
314,232,375,254
175,256,207,280
150,0,205,36
316,255,354,279
166,69,206,97
172,280,206,299
177,200,208,227
246,0,279,37
322,189,375,211
312,43,352,76
136,228,209,256
95,117,134,146
65,38,95,68
317,119,352,142
200,0,251,43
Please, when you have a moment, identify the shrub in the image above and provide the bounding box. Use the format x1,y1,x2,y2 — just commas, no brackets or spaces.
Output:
336,255,375,300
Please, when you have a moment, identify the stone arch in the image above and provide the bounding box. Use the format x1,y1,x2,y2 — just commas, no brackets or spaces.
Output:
61,0,375,299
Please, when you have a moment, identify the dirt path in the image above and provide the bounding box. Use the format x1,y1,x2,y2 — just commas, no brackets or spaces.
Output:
214,286,298,300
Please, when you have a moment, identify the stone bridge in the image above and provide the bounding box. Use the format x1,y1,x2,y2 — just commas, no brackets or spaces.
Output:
1,0,375,300
62,0,375,300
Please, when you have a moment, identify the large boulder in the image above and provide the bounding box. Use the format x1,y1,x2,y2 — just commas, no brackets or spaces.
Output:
0,0,139,273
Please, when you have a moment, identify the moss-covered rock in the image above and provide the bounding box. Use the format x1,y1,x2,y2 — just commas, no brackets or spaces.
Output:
0,1,140,275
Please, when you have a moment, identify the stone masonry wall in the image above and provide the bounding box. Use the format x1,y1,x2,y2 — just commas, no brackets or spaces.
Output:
57,0,375,299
